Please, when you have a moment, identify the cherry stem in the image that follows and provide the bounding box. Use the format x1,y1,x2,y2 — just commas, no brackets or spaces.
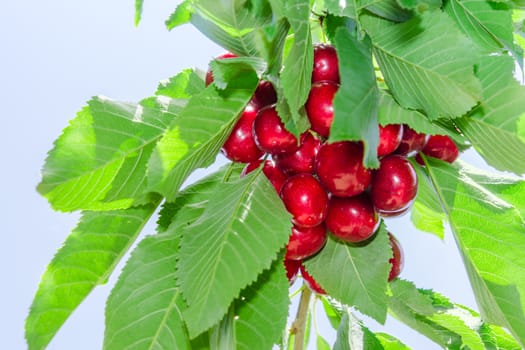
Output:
291,286,313,350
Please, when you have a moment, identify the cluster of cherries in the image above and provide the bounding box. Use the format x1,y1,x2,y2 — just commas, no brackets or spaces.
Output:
206,44,460,294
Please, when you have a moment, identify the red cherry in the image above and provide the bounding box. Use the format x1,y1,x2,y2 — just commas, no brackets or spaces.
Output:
388,232,404,282
418,135,459,164
253,106,299,154
252,80,277,109
395,125,429,157
280,173,329,228
284,259,302,284
371,155,418,214
378,124,403,157
312,44,340,84
300,264,326,294
285,224,327,260
221,102,264,162
241,159,288,194
205,52,237,86
305,82,338,137
325,194,379,243
273,132,322,175
315,141,372,197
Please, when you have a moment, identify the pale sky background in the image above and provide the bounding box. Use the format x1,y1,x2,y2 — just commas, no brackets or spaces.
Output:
3,0,505,349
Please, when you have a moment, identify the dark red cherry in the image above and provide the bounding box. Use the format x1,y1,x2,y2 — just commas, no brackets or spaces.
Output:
253,106,299,154
252,80,277,109
315,141,372,197
241,159,288,193
388,232,404,282
205,52,237,86
312,44,340,84
325,194,379,243
418,135,459,164
371,155,418,214
284,259,302,284
300,264,326,294
378,124,403,157
280,173,329,228
273,132,322,175
221,102,264,162
395,125,429,157
305,82,338,137
285,224,327,260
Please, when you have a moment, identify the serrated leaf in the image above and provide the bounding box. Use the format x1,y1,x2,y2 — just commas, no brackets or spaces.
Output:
455,55,525,175
147,70,258,201
324,0,378,19
37,96,179,212
304,225,391,323
321,296,344,330
25,203,159,350
333,310,385,350
325,18,380,168
375,333,411,349
424,159,525,347
165,0,193,30
209,57,267,90
134,0,144,26
156,68,205,99
177,170,292,337
362,11,482,119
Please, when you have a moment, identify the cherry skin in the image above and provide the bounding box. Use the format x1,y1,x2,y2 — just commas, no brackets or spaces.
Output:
205,52,237,86
315,141,372,197
285,224,327,260
241,159,288,194
371,155,418,215
325,194,379,243
418,134,459,164
388,232,404,282
395,125,429,157
253,106,299,154
312,44,340,84
378,124,403,157
305,82,338,137
221,101,264,162
273,132,322,175
284,259,302,284
300,264,326,294
252,80,277,109
280,173,329,228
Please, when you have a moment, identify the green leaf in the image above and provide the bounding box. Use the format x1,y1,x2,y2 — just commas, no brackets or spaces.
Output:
364,0,412,23
396,0,441,13
375,333,411,349
177,170,292,337
147,70,258,201
134,0,144,26
362,11,482,119
333,310,385,350
155,68,205,99
317,335,332,350
165,0,193,30
209,56,267,90
321,296,344,330
424,159,525,347
25,203,159,350
325,17,380,168
324,0,377,19
304,225,391,323
455,55,525,175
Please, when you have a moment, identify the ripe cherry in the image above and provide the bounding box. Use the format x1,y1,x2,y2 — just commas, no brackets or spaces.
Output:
300,264,326,294
273,132,321,175
205,52,237,86
315,141,372,197
252,80,277,109
371,155,418,215
284,259,302,284
285,224,327,260
395,125,429,157
305,82,338,137
241,159,288,194
253,106,299,154
325,194,379,243
388,232,404,281
418,135,459,164
280,173,328,228
378,124,403,157
221,102,264,162
312,44,340,84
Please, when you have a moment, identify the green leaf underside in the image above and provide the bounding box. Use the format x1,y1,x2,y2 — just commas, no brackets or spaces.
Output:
327,18,380,169
147,71,258,201
362,11,482,119
25,204,159,350
177,170,292,337
304,225,391,324
456,55,525,175
209,57,267,90
165,0,193,30
155,68,205,99
37,96,178,212
425,158,525,347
